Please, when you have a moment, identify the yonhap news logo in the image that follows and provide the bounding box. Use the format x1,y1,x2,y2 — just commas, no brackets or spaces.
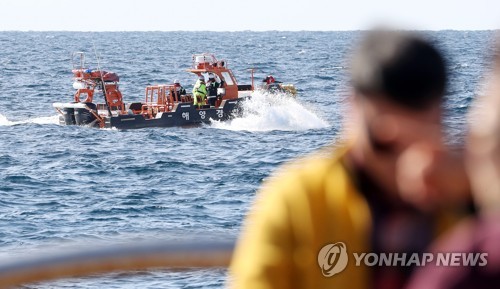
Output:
317,242,349,277
318,242,488,277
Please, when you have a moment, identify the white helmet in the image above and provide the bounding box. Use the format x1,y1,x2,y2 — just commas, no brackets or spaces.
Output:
174,79,180,84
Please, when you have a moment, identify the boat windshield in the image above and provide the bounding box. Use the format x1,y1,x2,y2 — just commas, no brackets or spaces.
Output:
221,71,234,85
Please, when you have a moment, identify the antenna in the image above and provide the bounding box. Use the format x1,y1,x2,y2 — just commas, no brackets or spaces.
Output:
92,41,112,116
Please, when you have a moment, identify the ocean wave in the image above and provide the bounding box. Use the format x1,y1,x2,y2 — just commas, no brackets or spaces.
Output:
0,113,59,126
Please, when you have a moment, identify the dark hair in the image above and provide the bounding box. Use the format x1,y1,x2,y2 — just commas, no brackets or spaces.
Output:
351,30,447,110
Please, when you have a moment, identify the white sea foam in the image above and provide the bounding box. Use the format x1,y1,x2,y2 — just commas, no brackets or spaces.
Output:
210,90,329,132
0,113,59,126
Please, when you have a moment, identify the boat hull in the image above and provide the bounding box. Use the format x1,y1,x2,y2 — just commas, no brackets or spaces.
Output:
55,98,245,129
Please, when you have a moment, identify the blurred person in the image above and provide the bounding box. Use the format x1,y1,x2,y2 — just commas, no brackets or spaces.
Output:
229,30,471,289
405,41,500,289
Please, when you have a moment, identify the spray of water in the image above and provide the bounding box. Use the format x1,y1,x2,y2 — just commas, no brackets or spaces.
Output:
210,90,329,132
0,113,59,126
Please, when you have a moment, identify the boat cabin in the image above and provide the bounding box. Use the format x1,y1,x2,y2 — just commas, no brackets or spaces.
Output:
187,53,245,101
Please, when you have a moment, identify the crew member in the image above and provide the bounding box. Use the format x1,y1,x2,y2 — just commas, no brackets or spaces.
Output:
192,75,207,108
263,74,283,93
262,75,276,84
173,79,186,102
206,73,220,107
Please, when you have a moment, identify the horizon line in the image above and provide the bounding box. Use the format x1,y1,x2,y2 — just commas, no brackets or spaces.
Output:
1,29,498,33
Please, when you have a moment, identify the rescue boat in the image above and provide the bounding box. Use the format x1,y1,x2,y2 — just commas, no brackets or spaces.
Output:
53,53,254,129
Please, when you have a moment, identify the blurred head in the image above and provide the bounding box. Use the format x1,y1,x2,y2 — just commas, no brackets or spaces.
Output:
351,30,447,110
348,30,448,199
174,79,180,85
198,75,205,82
467,45,500,215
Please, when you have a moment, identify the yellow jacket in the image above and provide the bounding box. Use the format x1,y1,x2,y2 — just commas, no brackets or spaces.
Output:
229,146,372,289
192,79,207,106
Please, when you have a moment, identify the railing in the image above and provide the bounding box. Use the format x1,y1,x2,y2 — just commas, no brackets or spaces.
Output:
0,240,234,288
192,53,227,70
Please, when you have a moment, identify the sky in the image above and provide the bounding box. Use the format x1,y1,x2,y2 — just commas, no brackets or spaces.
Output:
0,0,499,31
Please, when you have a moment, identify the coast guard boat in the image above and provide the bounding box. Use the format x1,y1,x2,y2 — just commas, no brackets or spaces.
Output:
53,53,255,129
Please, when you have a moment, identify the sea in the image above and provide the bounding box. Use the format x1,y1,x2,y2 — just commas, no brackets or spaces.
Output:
0,30,496,288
